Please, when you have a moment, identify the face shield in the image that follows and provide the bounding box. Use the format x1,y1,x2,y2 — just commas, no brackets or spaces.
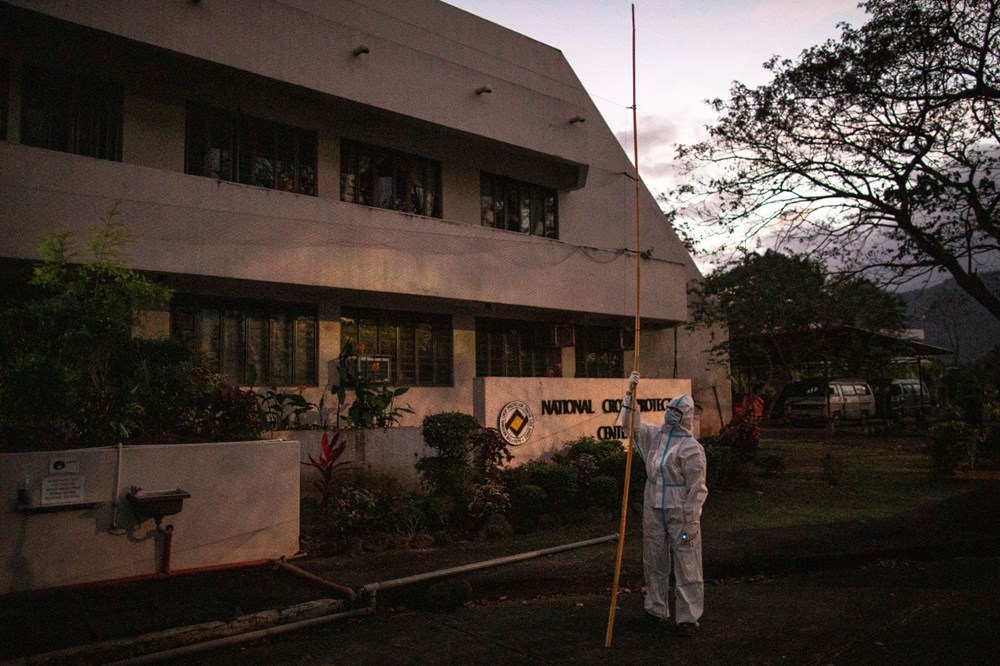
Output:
663,394,695,434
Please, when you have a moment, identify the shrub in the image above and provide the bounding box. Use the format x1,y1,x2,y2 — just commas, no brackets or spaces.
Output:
556,437,628,481
421,412,480,459
467,478,511,520
510,484,548,518
704,444,732,490
0,223,263,450
524,461,578,509
717,418,761,463
330,486,379,537
587,475,620,510
929,410,983,475
468,426,513,480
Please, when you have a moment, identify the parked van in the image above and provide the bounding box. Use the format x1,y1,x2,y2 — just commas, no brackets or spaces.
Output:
881,379,934,420
785,379,877,425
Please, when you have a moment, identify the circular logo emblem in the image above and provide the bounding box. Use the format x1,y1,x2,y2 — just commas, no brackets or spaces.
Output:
498,400,533,446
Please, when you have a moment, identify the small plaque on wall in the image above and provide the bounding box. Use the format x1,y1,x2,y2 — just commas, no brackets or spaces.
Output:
41,475,85,504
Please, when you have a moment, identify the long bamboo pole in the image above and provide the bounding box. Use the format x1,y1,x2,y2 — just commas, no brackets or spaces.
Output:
604,3,642,648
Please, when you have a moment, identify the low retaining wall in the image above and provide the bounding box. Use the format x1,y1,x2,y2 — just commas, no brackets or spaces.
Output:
0,440,300,595
286,428,429,491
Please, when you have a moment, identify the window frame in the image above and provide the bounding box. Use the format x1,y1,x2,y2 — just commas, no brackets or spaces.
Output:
475,318,565,378
19,63,123,161
171,297,318,387
480,173,558,239
185,103,317,196
340,307,453,387
340,139,442,218
574,325,627,378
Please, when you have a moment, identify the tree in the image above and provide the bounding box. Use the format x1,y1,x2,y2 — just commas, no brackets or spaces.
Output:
690,250,909,390
0,221,261,450
674,0,1000,320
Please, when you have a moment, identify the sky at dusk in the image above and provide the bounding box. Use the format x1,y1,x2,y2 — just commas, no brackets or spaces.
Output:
444,1,868,198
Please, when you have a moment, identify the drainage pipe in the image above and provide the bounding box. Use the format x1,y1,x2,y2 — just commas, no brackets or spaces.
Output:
272,558,357,601
108,606,375,665
359,533,618,596
110,442,124,530
155,522,174,574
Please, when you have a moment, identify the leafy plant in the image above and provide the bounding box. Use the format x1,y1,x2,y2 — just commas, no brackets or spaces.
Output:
329,344,413,428
467,478,510,520
928,408,984,475
258,386,317,436
1,222,165,447
302,430,352,505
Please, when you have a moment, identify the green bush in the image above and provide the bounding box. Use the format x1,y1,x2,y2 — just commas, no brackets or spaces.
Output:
588,475,620,510
330,486,379,537
510,484,548,518
928,414,983,475
704,444,732,490
421,412,480,459
416,412,480,500
0,224,261,450
524,461,577,509
555,437,629,486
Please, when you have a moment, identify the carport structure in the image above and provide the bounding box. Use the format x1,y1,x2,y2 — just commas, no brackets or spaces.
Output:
765,325,953,424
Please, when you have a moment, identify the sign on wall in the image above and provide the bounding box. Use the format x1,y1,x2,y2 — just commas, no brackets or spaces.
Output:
476,377,693,461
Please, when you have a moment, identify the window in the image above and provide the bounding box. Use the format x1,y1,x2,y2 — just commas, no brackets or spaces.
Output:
480,173,557,238
172,298,317,386
340,140,441,217
20,64,122,160
575,326,627,378
185,104,317,195
476,319,565,377
341,308,452,386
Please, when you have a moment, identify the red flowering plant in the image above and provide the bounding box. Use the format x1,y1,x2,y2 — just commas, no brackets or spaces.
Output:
302,430,352,506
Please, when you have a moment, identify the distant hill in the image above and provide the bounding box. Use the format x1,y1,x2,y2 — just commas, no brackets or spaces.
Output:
899,272,1000,364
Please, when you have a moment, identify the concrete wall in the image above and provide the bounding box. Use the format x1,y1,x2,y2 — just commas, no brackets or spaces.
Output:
294,428,430,490
0,441,299,595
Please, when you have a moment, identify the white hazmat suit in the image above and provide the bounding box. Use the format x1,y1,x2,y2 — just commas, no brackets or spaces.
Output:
620,372,708,628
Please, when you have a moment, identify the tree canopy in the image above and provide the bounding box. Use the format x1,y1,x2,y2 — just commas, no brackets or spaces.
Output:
690,250,910,391
674,0,1000,320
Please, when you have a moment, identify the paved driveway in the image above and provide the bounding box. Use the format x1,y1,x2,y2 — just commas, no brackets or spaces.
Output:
172,555,999,665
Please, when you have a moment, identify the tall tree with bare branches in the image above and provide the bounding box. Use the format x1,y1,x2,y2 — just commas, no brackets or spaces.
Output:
674,0,1000,320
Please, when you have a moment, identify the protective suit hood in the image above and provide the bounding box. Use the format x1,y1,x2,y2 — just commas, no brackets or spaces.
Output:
663,393,696,435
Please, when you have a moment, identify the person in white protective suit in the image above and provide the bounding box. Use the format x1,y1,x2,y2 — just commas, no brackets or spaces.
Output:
620,371,708,636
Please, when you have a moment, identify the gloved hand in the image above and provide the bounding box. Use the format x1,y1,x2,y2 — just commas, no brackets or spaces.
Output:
627,371,640,393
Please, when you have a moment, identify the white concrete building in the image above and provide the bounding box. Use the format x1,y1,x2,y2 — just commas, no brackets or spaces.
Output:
0,0,730,452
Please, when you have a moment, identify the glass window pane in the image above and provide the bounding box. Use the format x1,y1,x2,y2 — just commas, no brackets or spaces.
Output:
269,313,292,386
220,310,244,382
294,314,316,385
275,127,296,192
245,312,268,386
195,307,221,372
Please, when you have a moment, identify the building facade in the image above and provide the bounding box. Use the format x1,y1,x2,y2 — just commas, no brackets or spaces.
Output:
0,0,730,454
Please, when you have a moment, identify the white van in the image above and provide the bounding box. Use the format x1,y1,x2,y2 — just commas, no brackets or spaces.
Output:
785,379,877,425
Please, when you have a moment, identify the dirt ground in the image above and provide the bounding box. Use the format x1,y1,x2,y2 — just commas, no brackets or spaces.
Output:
2,480,998,664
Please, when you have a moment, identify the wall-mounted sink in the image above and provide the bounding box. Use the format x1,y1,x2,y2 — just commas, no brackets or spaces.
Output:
127,488,191,522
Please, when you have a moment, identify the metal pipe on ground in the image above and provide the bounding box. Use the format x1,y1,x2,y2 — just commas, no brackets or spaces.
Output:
272,558,357,601
359,533,618,596
106,607,375,665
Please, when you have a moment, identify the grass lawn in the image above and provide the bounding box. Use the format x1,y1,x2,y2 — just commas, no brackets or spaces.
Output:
702,427,977,535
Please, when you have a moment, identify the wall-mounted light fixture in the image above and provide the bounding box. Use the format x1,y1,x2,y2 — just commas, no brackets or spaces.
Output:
569,115,586,124
352,45,370,56
476,86,492,95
